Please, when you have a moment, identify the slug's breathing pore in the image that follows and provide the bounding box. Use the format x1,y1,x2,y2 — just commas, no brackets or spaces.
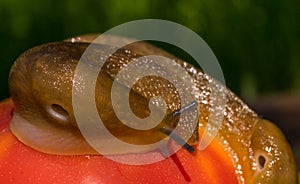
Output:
8,34,298,183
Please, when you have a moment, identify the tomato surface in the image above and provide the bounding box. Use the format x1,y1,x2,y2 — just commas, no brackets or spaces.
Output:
0,99,237,184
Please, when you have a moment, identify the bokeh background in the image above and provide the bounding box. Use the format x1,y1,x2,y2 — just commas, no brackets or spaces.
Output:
0,0,299,174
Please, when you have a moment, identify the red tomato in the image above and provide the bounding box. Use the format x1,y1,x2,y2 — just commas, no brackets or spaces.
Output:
0,99,237,184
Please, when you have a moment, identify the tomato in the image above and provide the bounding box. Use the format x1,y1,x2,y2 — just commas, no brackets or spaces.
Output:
0,99,237,184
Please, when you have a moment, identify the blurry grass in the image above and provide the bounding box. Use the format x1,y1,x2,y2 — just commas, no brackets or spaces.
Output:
0,0,299,101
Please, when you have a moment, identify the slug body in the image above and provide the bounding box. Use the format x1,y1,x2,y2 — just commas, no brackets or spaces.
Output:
9,34,297,183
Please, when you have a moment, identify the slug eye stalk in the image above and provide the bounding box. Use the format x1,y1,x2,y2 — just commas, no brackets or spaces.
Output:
160,101,198,154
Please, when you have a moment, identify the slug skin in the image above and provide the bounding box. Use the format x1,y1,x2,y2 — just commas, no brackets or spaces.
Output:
9,34,298,183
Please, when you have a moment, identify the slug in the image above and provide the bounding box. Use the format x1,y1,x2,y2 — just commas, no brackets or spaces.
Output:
9,34,297,183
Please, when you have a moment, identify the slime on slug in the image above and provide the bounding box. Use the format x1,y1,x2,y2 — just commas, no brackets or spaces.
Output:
8,34,298,183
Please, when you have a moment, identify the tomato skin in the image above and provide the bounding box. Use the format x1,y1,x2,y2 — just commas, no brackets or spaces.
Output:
0,99,237,184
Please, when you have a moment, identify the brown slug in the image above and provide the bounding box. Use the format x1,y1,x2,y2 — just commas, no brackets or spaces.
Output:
8,34,298,183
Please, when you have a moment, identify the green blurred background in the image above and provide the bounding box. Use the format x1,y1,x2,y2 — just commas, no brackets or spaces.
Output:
0,0,299,172
1,0,300,100
0,0,299,100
